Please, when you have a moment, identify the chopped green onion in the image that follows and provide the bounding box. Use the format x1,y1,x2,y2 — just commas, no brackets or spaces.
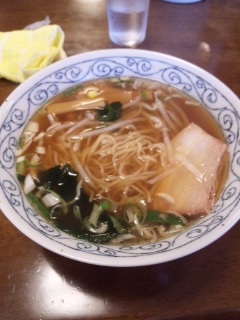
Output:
100,200,110,211
83,217,108,234
24,121,39,133
73,205,83,222
63,85,83,96
35,187,68,214
108,214,126,234
145,210,182,225
141,91,148,100
45,189,68,214
88,200,110,227
26,192,50,219
88,203,103,227
17,160,25,175
16,154,41,175
123,203,144,225
24,160,41,168
18,137,24,148
42,193,61,208
23,174,36,194
24,153,41,168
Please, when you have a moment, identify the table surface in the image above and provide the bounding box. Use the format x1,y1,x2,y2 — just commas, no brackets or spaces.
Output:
1,0,240,319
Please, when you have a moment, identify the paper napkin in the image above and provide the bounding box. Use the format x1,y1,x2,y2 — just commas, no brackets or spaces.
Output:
0,24,67,83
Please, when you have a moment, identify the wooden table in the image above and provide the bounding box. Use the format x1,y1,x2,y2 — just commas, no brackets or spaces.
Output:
1,1,240,319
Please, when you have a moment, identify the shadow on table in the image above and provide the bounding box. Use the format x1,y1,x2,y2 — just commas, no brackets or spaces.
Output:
43,232,232,300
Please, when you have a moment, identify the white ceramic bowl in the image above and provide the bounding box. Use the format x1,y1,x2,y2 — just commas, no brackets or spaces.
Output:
1,49,240,267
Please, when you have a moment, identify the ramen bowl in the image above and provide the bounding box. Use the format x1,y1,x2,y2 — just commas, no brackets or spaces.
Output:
0,49,240,267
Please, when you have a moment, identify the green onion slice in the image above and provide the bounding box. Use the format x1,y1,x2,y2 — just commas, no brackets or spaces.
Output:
26,192,50,220
145,210,183,225
108,214,126,234
63,85,83,96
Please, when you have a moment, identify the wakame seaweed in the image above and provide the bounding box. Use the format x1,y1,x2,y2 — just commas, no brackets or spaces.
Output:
53,202,120,244
97,101,122,122
38,164,79,202
71,231,118,244
27,164,121,243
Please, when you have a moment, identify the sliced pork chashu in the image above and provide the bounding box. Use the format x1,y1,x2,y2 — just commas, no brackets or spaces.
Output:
150,123,228,216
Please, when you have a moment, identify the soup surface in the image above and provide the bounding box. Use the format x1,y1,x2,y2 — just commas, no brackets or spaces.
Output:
16,77,228,245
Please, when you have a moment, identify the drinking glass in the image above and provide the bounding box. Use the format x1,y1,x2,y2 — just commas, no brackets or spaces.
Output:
106,0,150,47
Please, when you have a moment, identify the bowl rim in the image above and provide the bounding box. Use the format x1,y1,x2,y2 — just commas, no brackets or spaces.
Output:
1,48,240,267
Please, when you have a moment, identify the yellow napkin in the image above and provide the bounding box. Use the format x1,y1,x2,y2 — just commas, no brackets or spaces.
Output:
0,25,67,83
